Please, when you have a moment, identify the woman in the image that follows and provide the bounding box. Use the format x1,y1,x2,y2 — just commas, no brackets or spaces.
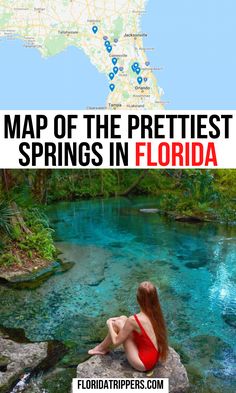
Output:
88,281,168,371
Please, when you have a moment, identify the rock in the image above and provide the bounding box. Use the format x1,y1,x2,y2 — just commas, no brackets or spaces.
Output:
77,347,189,393
139,209,160,214
0,336,48,393
0,261,73,290
174,215,204,223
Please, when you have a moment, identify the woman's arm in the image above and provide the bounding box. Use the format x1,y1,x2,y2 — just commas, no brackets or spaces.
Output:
107,317,134,346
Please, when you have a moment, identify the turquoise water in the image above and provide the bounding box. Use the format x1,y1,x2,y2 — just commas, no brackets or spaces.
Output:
0,197,236,392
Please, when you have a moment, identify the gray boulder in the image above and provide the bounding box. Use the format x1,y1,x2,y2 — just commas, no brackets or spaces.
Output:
139,209,160,214
77,347,189,393
0,337,48,393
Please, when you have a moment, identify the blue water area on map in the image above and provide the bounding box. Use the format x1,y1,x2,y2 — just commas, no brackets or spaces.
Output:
0,39,107,109
0,197,236,392
142,0,236,109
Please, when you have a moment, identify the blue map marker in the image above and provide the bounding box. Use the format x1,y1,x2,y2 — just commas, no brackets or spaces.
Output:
131,65,136,72
105,40,110,47
133,62,139,69
109,84,115,92
137,77,143,85
107,45,112,53
113,66,118,74
92,26,98,34
136,67,141,75
109,72,115,80
112,57,117,65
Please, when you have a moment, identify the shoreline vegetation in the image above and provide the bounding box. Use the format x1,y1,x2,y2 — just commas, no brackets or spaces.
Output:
0,169,235,279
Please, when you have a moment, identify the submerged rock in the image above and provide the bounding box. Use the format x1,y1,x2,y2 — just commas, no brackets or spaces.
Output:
56,243,110,286
0,356,9,373
185,261,207,269
222,314,236,329
0,336,48,393
77,347,189,393
0,325,31,344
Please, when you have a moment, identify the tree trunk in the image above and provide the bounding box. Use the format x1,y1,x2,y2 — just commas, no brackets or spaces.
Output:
119,170,147,196
1,169,13,193
0,170,32,235
10,201,32,235
32,170,52,204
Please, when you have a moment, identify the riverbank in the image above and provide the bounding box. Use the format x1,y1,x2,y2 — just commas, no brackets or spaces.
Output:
0,243,74,289
0,241,53,279
0,204,58,285
44,170,236,224
1,195,235,284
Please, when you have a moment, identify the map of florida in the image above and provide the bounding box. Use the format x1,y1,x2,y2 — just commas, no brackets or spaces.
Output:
0,0,164,109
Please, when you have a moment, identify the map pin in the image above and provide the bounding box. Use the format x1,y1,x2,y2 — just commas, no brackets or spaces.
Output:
113,66,118,74
133,62,139,69
109,72,115,80
105,40,110,47
107,45,112,53
109,84,115,92
112,58,118,65
144,77,148,82
92,26,98,34
136,67,141,75
137,77,143,85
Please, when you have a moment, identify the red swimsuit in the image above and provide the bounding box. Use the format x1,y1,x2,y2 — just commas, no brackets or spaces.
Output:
132,314,160,371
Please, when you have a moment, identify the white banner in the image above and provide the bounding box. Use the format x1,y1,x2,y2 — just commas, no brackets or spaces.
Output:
72,378,169,393
0,110,235,168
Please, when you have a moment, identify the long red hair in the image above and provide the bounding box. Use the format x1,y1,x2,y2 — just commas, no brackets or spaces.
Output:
137,281,168,362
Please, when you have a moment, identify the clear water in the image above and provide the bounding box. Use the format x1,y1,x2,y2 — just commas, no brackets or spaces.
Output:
0,197,236,392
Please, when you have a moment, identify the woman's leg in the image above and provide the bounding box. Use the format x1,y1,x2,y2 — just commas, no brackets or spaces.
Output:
88,316,146,371
88,316,127,355
123,338,146,372
112,317,146,371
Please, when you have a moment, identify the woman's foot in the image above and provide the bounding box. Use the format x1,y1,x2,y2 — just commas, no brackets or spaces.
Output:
88,345,109,356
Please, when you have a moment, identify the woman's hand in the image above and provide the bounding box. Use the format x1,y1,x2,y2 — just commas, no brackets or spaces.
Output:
106,318,116,326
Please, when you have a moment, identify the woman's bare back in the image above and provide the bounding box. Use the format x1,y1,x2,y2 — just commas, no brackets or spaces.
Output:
131,312,158,350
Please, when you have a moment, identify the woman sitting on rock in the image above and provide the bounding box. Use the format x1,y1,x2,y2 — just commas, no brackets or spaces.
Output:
88,281,168,371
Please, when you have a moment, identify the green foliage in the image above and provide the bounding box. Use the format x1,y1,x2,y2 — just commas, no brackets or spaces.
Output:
0,203,56,267
0,169,236,227
0,200,14,237
19,228,55,260
0,252,22,267
11,224,22,241
20,208,56,260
